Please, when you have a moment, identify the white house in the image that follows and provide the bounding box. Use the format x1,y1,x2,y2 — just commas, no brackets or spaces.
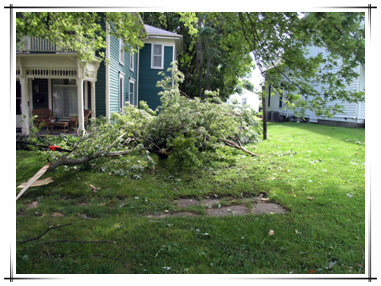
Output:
227,89,260,112
265,46,365,127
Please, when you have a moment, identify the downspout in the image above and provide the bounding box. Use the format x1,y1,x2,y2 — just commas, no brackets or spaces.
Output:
105,22,111,123
355,64,362,123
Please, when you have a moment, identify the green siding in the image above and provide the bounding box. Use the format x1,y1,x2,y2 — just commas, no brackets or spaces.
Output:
95,61,106,117
94,19,106,117
109,36,138,115
138,44,174,110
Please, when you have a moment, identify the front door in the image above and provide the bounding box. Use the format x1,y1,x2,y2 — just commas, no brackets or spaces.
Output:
32,79,49,109
16,80,22,129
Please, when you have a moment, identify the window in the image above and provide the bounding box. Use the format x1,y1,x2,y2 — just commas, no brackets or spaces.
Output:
242,98,247,105
119,73,124,110
151,44,163,69
130,52,134,71
129,79,135,106
119,39,124,65
16,81,21,115
53,85,77,119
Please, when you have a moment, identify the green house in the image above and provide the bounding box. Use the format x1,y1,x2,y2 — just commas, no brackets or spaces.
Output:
16,17,182,135
138,24,183,111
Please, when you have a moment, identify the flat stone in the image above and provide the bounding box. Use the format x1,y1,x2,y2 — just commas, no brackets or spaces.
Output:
252,202,288,214
206,205,250,217
146,212,198,218
201,199,221,207
175,199,199,207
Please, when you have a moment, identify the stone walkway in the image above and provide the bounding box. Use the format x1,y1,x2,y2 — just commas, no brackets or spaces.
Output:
146,197,288,218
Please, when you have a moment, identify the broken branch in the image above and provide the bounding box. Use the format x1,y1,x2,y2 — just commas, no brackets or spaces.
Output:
43,239,116,245
218,138,258,156
17,223,73,244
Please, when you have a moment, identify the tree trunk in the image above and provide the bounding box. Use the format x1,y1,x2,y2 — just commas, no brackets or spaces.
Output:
205,38,211,92
197,18,204,99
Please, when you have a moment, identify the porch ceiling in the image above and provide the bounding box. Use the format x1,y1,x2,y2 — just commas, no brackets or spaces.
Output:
16,54,99,82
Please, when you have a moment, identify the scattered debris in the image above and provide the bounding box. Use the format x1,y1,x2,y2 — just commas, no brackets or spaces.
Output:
327,259,338,270
84,182,99,192
52,212,64,217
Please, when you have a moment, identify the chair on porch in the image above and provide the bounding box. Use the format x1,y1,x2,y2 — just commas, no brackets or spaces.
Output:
32,108,54,128
70,110,92,129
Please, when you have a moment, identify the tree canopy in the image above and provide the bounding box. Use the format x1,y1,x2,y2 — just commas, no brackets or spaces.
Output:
142,12,365,115
16,11,365,116
237,12,365,117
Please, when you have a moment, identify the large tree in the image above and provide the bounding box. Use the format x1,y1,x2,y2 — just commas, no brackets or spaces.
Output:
236,12,365,117
141,12,364,113
141,12,254,100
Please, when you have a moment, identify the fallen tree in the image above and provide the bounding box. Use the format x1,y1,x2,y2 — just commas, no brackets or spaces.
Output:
47,62,260,171
17,63,261,199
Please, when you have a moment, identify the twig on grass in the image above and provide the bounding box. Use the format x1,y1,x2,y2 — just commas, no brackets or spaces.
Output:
94,254,131,270
17,223,73,244
42,249,55,264
17,222,116,245
42,239,116,245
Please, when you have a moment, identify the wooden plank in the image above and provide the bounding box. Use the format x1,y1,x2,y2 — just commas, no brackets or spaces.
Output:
17,177,54,189
16,162,51,201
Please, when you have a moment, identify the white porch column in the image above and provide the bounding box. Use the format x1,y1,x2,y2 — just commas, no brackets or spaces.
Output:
91,81,96,119
105,22,111,123
84,81,88,109
20,76,30,135
77,78,85,133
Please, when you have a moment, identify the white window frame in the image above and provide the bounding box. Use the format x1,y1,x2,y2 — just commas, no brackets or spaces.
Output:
151,44,164,69
119,72,125,110
119,39,124,65
130,52,134,72
129,79,135,106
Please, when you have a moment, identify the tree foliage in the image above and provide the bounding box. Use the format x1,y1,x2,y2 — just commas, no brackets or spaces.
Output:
141,12,254,101
141,12,364,117
17,12,365,117
236,12,365,117
16,12,145,62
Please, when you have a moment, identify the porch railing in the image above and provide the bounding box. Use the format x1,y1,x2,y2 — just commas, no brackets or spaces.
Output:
17,36,71,53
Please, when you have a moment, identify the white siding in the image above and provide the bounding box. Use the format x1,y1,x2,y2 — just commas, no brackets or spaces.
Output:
266,45,365,124
228,90,260,112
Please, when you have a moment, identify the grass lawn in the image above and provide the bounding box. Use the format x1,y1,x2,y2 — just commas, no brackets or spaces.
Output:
16,122,365,274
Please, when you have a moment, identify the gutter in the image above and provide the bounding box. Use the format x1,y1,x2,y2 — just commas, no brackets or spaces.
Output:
355,64,362,122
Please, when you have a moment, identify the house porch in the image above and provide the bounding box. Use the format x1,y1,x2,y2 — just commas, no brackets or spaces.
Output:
16,53,99,136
